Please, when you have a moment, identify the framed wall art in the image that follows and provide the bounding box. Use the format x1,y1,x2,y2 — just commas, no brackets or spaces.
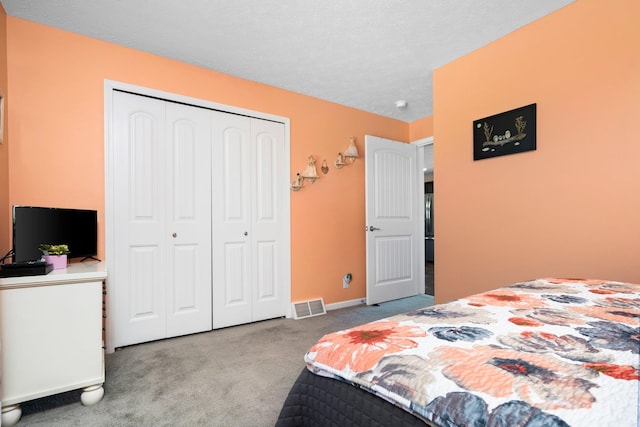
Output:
473,103,536,161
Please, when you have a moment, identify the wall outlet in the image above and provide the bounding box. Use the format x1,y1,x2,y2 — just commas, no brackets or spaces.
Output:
343,273,352,288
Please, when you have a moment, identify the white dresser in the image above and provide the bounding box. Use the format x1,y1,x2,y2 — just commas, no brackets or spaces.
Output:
0,262,107,426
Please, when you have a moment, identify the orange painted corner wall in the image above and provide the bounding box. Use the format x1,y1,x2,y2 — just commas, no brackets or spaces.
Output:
5,16,410,304
0,3,8,255
433,0,640,303
409,115,433,142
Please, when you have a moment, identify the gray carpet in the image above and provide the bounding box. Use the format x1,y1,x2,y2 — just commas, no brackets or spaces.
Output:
17,294,434,427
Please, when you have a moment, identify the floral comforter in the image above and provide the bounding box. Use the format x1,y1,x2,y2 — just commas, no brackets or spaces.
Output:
305,278,640,427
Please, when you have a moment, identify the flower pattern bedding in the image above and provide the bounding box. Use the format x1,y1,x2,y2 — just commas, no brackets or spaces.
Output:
304,278,640,427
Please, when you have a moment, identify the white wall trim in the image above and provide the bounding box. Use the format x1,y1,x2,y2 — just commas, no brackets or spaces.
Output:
325,298,365,311
411,136,433,146
104,80,290,124
103,79,292,353
326,294,436,312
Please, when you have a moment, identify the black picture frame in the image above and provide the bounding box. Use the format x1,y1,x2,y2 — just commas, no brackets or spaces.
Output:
473,103,536,161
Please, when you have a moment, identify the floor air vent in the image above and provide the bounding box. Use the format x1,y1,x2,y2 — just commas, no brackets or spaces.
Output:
292,298,326,319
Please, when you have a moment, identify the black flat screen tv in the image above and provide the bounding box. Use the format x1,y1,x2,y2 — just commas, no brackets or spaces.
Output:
12,206,98,263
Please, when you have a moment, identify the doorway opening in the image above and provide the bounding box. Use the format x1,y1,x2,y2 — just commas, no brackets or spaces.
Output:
425,262,434,295
421,139,434,296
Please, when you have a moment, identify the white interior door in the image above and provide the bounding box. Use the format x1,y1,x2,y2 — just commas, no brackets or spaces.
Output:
164,102,212,337
365,135,420,305
212,114,287,328
112,92,212,347
107,83,291,350
212,112,253,328
113,91,167,347
249,118,287,322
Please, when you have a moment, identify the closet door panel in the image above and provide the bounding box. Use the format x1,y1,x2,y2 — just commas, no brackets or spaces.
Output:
255,134,276,220
212,112,253,329
172,245,198,308
251,119,287,321
256,241,277,299
129,247,161,319
223,131,248,220
223,243,247,303
113,91,167,347
165,102,212,337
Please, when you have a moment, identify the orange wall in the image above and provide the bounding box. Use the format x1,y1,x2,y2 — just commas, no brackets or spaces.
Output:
433,0,640,303
5,17,409,304
0,4,8,254
409,115,433,141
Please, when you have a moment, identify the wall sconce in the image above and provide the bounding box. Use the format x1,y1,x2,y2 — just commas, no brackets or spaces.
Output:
290,173,304,191
334,137,359,169
291,155,320,191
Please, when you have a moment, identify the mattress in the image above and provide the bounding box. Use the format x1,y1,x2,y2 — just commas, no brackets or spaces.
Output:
276,368,433,427
278,278,640,426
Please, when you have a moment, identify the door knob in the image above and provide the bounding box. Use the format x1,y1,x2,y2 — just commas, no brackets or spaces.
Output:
244,232,248,236
368,226,380,231
172,233,177,238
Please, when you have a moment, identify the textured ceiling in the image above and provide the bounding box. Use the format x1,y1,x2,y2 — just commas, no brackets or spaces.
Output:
1,0,574,121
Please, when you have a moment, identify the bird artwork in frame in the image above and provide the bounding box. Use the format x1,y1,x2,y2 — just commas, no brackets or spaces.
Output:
473,103,536,160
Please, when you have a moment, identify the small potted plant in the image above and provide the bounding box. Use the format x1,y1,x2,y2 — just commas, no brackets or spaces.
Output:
39,244,70,269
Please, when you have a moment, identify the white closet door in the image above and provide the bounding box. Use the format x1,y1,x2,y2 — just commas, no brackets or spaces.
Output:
165,102,212,337
211,114,287,328
112,91,168,347
212,112,253,328
250,118,287,322
112,92,212,347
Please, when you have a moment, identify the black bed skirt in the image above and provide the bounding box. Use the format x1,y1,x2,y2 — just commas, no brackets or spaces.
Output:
276,368,430,427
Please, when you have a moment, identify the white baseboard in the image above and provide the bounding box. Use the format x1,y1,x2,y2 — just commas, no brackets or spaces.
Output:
325,294,435,311
325,298,366,311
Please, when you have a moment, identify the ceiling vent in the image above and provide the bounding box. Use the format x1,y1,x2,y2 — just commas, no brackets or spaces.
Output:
292,298,326,319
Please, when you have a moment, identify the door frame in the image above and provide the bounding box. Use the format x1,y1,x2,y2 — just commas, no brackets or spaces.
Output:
103,80,292,353
412,136,434,298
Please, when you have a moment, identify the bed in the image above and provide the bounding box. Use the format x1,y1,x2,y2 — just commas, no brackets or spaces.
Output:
276,278,640,426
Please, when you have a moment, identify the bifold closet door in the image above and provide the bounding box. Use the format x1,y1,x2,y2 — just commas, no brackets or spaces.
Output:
211,113,287,329
164,101,212,338
250,118,288,323
112,91,212,348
